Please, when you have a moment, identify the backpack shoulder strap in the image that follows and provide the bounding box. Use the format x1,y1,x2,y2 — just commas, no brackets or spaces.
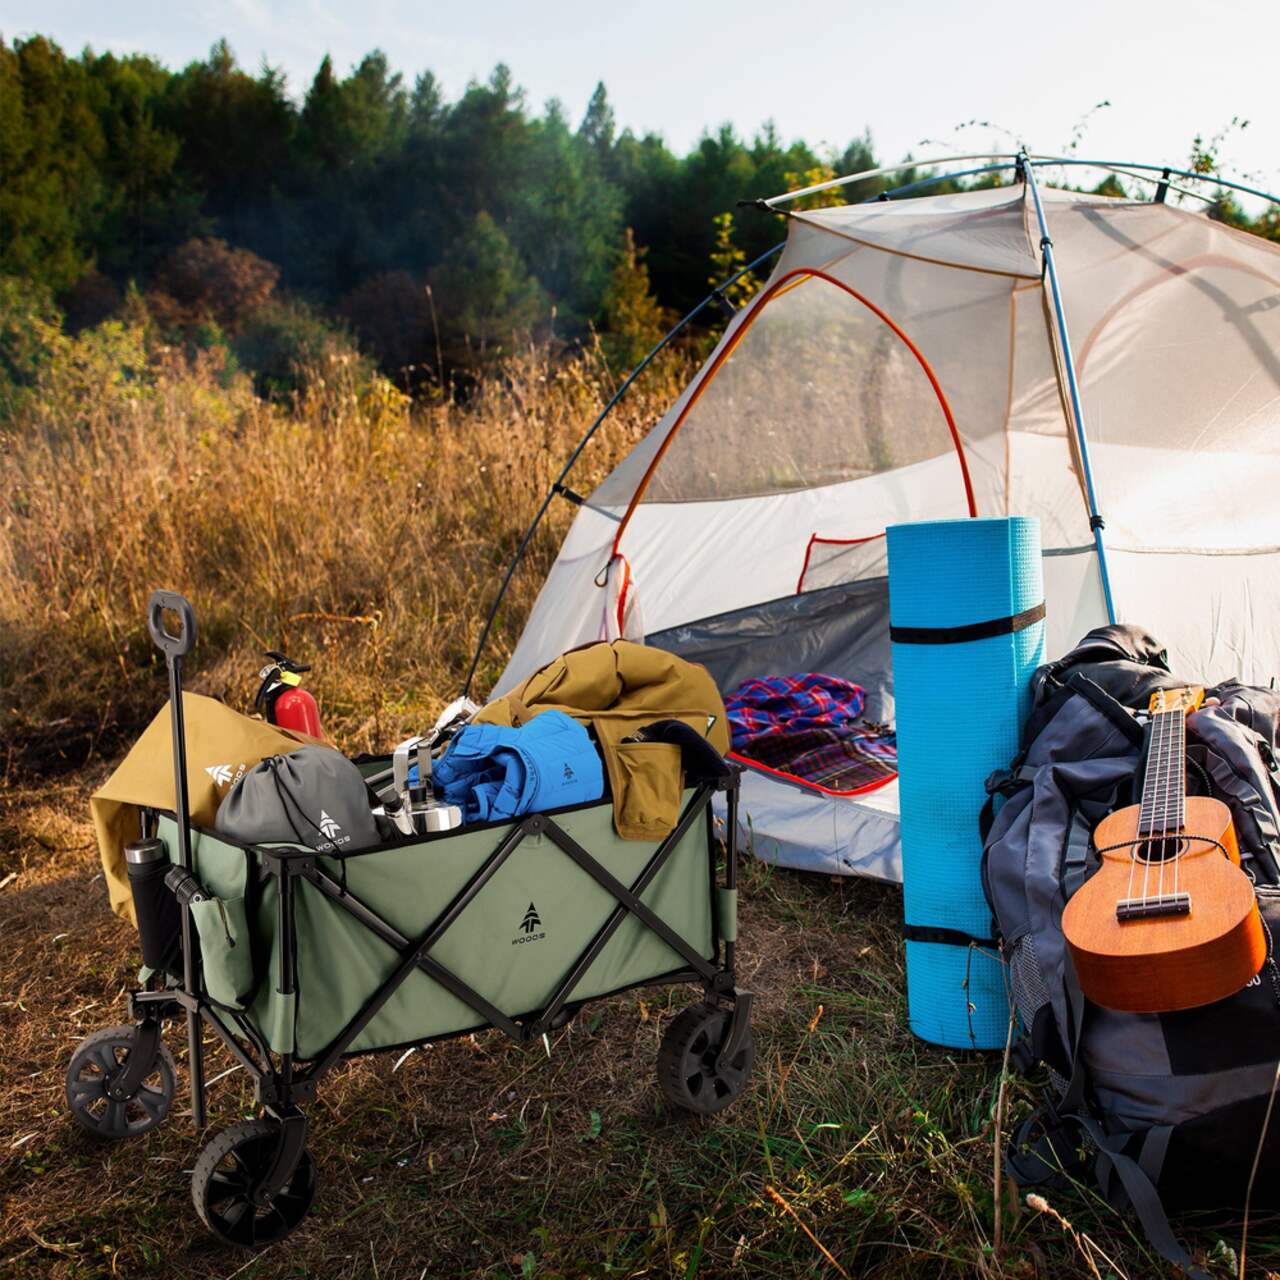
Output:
1062,672,1145,745
1072,1114,1210,1280
979,764,1038,841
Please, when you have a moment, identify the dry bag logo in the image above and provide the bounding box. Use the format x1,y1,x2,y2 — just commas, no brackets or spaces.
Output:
315,809,351,851
513,901,546,946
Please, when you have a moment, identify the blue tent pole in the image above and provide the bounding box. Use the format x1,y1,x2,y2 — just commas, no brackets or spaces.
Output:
1020,153,1118,625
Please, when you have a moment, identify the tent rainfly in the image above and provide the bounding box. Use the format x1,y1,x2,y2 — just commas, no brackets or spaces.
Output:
484,157,1280,882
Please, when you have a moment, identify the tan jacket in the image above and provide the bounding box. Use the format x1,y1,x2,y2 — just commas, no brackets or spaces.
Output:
92,693,319,924
476,641,727,839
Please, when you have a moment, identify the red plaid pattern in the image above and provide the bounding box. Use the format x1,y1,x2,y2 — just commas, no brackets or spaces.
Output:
726,674,896,793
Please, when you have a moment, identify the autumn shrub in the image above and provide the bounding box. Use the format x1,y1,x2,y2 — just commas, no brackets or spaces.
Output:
234,298,370,399
147,236,279,335
339,270,435,387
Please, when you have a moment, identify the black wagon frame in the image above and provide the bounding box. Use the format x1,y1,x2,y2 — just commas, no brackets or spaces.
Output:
68,591,753,1249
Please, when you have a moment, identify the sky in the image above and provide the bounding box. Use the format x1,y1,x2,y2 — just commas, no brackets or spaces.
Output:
6,0,1279,207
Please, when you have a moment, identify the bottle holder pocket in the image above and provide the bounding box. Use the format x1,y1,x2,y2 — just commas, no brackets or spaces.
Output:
190,896,254,1009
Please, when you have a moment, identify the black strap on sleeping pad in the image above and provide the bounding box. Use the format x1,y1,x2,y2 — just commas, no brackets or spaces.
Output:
902,922,998,948
890,601,1045,646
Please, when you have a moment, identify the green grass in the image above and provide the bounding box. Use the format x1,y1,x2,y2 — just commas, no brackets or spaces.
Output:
2,775,1274,1279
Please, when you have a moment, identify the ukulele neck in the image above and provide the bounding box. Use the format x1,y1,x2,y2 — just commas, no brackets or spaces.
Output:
1138,706,1187,840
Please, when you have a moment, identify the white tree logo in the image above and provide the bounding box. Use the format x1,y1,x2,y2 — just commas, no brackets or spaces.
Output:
319,810,342,840
205,764,233,786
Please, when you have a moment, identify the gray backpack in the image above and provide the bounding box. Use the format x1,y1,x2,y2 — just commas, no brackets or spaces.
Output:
981,626,1280,1279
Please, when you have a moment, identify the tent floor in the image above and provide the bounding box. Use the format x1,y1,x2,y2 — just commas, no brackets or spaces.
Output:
716,765,902,883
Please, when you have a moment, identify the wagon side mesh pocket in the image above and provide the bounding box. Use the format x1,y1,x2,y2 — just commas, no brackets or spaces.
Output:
190,896,254,1009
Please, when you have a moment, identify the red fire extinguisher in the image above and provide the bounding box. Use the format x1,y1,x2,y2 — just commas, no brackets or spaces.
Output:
255,651,324,739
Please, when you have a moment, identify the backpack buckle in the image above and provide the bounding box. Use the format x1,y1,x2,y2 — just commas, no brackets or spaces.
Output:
985,764,1036,796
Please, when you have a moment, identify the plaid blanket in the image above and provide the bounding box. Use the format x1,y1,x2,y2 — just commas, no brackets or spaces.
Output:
726,674,897,793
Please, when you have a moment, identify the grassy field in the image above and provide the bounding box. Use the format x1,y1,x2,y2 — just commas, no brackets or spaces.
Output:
1,344,1274,1278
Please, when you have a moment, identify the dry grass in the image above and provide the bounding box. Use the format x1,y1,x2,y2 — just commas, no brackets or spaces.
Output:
0,339,681,774
1,345,1275,1277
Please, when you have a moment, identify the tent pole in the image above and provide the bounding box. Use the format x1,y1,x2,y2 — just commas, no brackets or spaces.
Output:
1027,155,1280,207
763,152,1022,207
765,151,1280,211
859,161,1016,201
1021,153,1118,625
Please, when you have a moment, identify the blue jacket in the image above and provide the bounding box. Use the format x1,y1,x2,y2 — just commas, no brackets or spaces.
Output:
433,709,603,824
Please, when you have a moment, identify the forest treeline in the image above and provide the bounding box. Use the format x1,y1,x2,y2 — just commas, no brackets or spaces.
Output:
0,34,878,392
2,33,1276,407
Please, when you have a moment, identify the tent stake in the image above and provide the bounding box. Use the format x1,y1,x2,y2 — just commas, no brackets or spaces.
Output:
1021,152,1118,625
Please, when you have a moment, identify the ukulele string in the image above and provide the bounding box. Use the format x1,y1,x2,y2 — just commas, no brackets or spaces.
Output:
1160,706,1174,903
1129,705,1156,906
1151,704,1169,903
1140,707,1152,904
1156,705,1164,904
1157,704,1178,903
1142,706,1168,906
1173,706,1185,902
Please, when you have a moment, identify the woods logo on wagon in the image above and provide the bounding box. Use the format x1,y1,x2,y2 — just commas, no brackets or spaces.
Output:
514,901,546,945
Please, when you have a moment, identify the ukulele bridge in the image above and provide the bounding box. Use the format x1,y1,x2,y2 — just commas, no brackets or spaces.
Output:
1115,893,1192,921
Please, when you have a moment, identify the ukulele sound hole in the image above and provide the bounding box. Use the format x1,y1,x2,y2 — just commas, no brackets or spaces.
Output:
1136,834,1187,864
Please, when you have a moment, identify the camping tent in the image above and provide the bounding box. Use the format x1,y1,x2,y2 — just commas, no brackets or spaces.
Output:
489,161,1280,881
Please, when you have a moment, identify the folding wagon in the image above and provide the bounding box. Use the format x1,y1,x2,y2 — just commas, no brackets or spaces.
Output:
66,593,754,1248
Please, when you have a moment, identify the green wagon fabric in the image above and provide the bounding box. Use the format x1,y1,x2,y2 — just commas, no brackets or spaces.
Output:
156,793,716,1060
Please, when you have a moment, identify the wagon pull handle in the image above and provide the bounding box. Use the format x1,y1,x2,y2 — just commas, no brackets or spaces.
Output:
148,590,198,658
146,588,207,1127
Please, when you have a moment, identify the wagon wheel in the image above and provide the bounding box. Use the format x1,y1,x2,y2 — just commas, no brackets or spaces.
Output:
65,1025,176,1140
658,1003,755,1115
192,1119,317,1248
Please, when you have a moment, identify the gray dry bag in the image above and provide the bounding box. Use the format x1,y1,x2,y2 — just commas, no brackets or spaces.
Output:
215,746,383,854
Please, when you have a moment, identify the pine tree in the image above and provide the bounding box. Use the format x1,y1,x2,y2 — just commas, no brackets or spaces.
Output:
429,211,546,362
707,211,759,310
578,82,615,167
600,227,666,370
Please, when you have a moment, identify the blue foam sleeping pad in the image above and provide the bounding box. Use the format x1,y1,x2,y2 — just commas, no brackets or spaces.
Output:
887,517,1044,1049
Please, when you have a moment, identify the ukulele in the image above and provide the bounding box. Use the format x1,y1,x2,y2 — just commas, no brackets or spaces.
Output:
1062,687,1267,1013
